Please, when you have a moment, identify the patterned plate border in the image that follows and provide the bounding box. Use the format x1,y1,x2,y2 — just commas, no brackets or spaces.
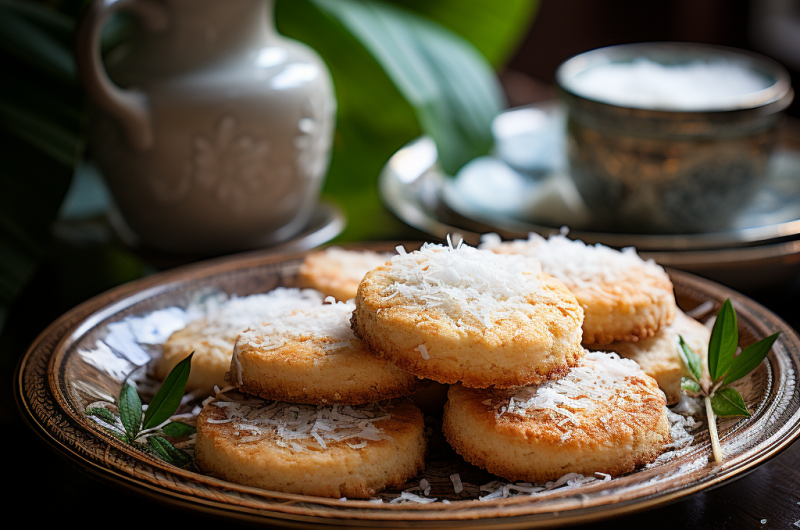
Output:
15,243,800,529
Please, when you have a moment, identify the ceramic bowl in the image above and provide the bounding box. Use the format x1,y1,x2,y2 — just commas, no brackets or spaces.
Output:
556,42,793,233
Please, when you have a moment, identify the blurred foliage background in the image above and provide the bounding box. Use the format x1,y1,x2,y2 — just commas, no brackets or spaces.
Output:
0,0,539,335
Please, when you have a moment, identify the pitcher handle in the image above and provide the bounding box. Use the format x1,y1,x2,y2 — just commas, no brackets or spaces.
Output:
75,0,168,151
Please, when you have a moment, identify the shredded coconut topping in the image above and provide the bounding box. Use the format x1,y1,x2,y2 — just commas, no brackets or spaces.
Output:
479,233,669,292
190,288,324,342
232,298,356,384
208,392,391,450
237,298,355,352
493,351,657,428
381,240,543,329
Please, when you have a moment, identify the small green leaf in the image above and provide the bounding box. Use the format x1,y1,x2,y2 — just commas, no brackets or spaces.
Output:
147,436,174,464
105,429,128,442
708,299,738,382
118,383,143,440
678,335,703,382
148,436,192,466
162,421,196,438
681,377,701,393
710,387,751,418
143,352,193,429
86,407,118,424
722,332,780,386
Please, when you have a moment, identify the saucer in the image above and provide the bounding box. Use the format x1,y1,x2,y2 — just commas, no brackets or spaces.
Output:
381,102,800,252
108,200,346,268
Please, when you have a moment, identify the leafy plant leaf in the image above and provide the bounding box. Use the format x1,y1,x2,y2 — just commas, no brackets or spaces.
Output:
708,299,738,382
309,0,503,175
277,0,422,242
710,387,751,418
681,377,701,393
162,421,196,438
722,332,780,386
678,335,703,382
390,0,539,67
276,0,538,242
86,407,118,424
148,436,192,466
143,353,193,429
118,383,143,440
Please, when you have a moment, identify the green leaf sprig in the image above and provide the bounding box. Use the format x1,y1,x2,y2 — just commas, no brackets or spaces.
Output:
85,353,196,466
679,299,780,463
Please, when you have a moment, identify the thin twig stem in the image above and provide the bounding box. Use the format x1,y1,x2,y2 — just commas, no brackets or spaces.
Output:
705,396,722,464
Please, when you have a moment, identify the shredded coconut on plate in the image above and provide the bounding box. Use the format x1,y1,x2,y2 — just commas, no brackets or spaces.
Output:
450,473,464,494
381,240,543,329
390,491,438,504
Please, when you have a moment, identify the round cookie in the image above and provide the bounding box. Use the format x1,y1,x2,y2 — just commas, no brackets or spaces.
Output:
603,310,710,404
232,299,423,405
481,233,677,345
352,242,585,389
195,394,426,498
443,351,670,482
297,247,391,301
156,288,323,394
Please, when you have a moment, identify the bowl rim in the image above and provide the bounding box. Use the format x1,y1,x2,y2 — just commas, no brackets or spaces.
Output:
555,41,794,114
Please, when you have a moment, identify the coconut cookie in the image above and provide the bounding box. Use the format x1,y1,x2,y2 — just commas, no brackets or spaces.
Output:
481,233,677,345
442,351,670,483
297,247,392,301
603,310,710,404
351,242,585,389
195,395,426,498
156,288,323,394
232,299,422,405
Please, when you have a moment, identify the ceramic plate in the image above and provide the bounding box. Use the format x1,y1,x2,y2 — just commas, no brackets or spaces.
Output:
16,244,800,529
379,103,800,252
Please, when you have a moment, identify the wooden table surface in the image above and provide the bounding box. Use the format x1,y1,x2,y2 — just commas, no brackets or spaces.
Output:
2,213,800,529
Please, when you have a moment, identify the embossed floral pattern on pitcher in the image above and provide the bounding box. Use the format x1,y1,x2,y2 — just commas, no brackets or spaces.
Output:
77,0,335,254
191,116,271,205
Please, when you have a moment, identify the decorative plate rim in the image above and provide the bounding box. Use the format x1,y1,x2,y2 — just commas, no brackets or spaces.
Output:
16,243,800,528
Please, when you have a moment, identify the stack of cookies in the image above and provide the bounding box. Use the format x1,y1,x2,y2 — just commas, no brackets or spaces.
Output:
186,248,430,499
160,240,693,498
353,240,675,482
480,233,711,404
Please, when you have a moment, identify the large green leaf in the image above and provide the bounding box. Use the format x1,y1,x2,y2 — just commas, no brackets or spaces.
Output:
276,0,423,241
390,0,539,66
308,0,504,175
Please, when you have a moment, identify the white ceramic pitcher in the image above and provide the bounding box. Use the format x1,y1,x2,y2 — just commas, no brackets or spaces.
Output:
76,0,335,254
